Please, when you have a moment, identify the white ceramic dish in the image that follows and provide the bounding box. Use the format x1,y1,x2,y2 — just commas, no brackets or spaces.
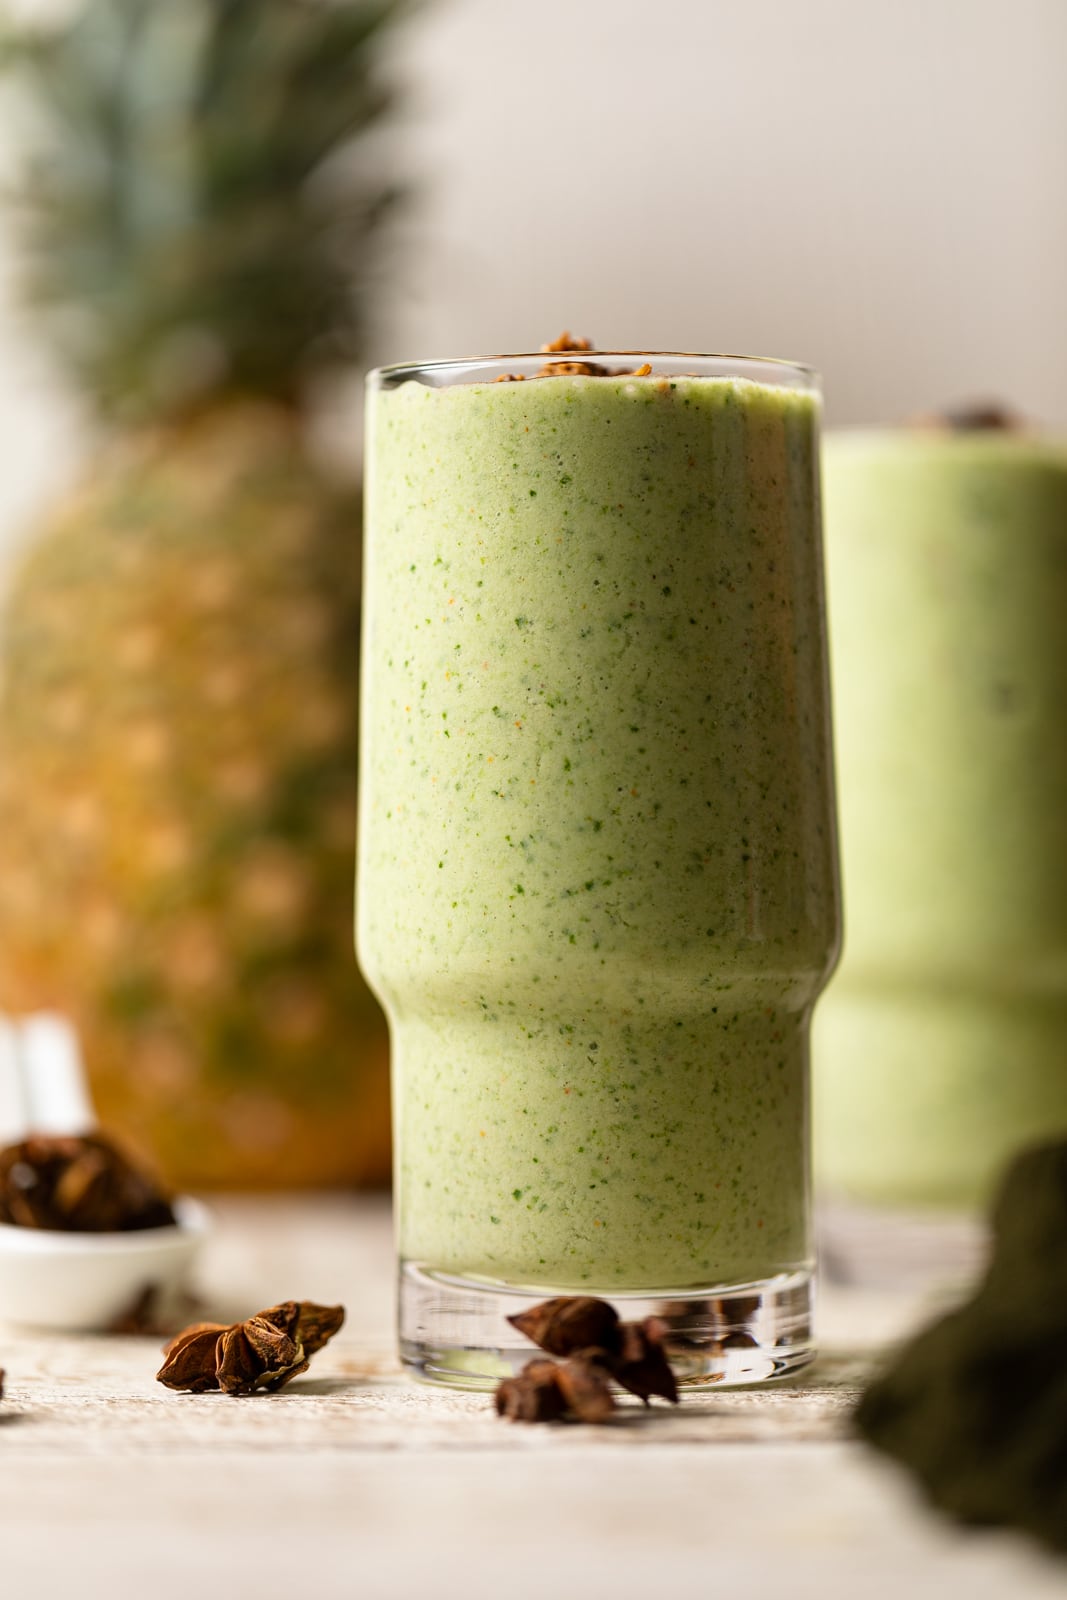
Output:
0,1196,211,1331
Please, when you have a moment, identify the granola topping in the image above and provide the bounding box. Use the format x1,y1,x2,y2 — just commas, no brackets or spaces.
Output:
494,334,654,383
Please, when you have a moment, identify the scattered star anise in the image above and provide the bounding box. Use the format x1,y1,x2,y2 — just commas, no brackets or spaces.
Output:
497,1295,681,1423
157,1300,344,1396
0,1134,175,1232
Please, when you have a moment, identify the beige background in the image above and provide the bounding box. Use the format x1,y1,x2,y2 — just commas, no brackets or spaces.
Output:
0,0,1064,552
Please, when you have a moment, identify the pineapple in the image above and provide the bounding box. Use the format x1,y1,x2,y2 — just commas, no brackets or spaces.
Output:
0,0,407,1187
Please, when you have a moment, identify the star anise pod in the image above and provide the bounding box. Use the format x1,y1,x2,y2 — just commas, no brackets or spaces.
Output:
0,1134,175,1232
157,1300,344,1396
157,1323,229,1393
256,1300,346,1361
495,1354,616,1424
495,1359,569,1423
0,1367,5,1401
555,1355,617,1422
507,1295,622,1357
611,1316,679,1405
500,1295,681,1420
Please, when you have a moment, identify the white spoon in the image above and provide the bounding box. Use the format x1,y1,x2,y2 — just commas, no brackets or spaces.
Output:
0,1013,210,1331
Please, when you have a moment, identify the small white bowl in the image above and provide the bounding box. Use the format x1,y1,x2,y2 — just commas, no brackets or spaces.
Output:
0,1196,211,1331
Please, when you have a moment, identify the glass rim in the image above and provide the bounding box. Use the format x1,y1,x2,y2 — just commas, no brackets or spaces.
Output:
369,350,819,390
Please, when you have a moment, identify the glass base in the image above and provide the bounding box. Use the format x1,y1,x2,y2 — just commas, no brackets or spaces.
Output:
399,1261,814,1391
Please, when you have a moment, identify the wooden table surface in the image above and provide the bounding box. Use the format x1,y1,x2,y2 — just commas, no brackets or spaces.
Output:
0,1195,1062,1600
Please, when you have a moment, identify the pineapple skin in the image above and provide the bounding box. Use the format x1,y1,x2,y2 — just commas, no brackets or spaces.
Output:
0,403,390,1188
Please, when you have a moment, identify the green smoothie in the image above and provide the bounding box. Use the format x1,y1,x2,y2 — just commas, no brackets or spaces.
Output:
815,432,1067,1209
359,363,839,1292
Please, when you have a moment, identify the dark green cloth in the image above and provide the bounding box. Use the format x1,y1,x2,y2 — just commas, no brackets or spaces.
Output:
855,1139,1067,1553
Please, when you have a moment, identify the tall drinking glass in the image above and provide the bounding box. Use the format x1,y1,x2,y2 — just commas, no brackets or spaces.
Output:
358,351,839,1387
815,429,1067,1261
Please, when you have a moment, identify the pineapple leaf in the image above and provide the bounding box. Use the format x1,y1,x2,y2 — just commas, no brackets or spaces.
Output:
1,0,414,421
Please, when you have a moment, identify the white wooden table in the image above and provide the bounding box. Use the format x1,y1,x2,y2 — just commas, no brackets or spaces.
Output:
0,1196,1063,1600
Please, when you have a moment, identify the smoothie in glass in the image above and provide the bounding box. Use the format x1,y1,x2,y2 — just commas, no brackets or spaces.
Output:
815,430,1067,1214
358,351,839,1385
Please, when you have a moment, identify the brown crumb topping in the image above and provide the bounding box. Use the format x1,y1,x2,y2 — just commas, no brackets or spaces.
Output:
907,402,1021,431
494,335,655,382
541,332,593,353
